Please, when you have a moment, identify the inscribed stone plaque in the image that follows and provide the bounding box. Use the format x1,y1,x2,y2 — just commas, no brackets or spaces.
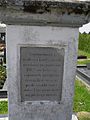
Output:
20,46,64,102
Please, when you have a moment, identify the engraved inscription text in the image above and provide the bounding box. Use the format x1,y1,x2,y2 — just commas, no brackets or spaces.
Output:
20,47,64,102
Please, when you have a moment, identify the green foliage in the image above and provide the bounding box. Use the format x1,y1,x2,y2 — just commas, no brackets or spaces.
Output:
0,66,6,80
78,50,90,59
73,80,90,112
78,34,90,65
77,59,90,65
0,66,6,89
79,33,90,53
78,116,90,120
0,101,8,114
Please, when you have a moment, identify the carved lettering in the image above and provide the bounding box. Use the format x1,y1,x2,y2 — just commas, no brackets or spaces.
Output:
20,47,64,102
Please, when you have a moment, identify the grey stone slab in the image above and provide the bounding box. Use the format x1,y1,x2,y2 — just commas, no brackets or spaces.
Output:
7,25,79,120
0,0,90,27
0,114,78,120
3,80,7,91
87,63,90,70
20,46,64,102
77,68,90,77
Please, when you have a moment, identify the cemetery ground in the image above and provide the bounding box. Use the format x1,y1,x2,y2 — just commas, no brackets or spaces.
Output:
74,33,90,119
78,33,90,65
77,50,90,65
73,79,90,120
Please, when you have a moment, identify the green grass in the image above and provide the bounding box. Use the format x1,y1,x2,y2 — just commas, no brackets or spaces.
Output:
79,118,90,120
77,59,90,65
77,50,90,65
78,116,90,120
0,65,6,80
0,65,6,89
79,33,90,53
0,101,8,114
78,50,90,58
74,79,90,120
73,80,90,112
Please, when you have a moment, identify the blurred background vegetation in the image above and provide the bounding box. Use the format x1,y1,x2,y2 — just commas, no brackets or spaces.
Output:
79,33,90,53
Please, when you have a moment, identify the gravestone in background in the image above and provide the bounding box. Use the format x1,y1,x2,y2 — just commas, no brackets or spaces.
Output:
87,63,90,70
0,0,90,120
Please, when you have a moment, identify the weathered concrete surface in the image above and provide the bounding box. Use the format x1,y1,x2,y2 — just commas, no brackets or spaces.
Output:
0,114,78,120
7,25,79,120
0,0,90,26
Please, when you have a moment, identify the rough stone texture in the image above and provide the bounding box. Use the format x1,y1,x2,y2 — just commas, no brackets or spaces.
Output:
7,25,79,120
87,63,90,69
0,0,90,27
0,0,89,5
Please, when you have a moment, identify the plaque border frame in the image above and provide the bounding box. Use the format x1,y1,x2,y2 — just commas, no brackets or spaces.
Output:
17,44,65,103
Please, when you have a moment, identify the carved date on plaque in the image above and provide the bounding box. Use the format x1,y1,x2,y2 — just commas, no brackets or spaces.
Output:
20,47,64,102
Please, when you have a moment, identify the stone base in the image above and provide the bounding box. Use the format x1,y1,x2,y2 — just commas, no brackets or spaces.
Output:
0,114,78,120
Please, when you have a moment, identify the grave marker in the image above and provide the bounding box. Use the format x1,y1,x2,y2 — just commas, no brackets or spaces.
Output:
0,0,90,120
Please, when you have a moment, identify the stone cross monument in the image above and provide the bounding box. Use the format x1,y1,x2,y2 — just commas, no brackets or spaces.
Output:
0,0,90,120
